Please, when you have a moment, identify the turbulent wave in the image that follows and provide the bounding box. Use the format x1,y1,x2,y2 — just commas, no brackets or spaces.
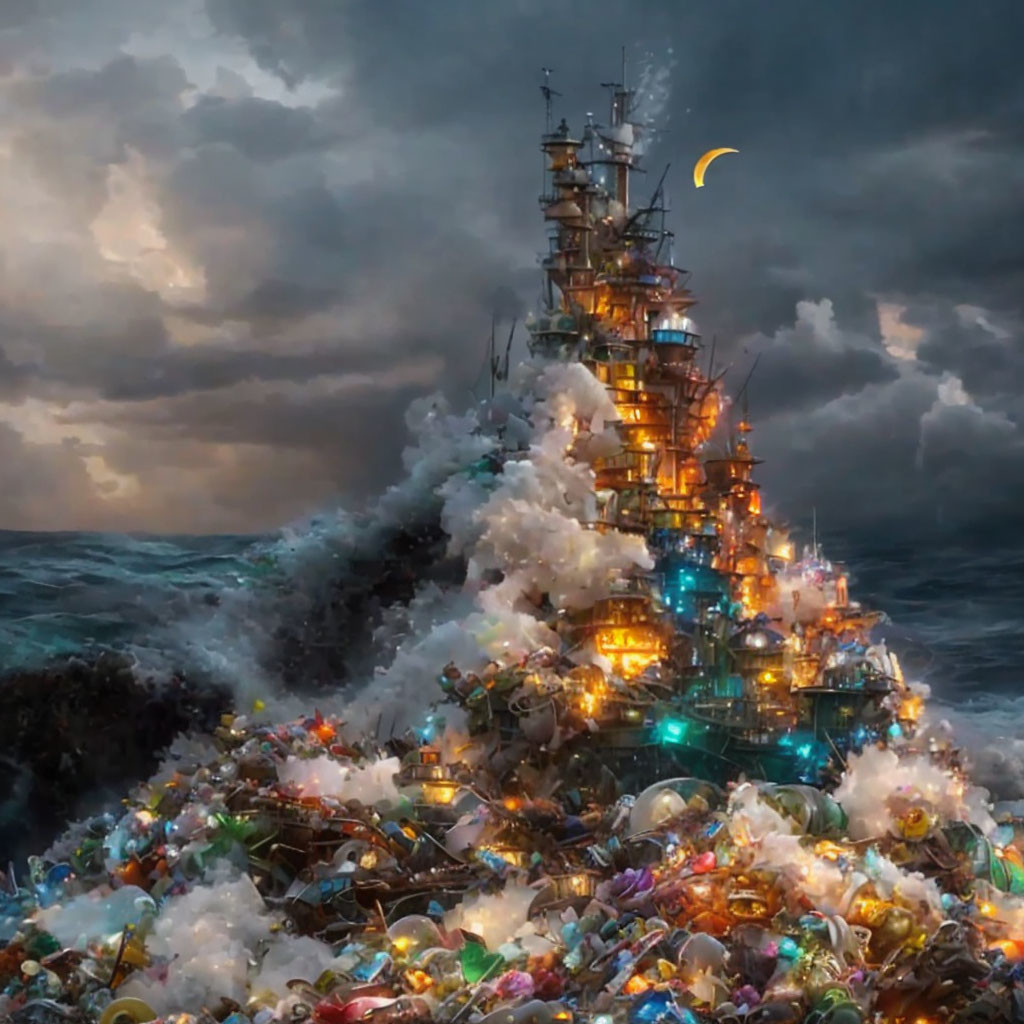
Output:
0,530,258,670
3,516,1019,718
2,376,1024,863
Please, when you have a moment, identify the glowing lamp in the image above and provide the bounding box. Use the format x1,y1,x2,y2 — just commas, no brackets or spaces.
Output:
387,915,444,957
404,969,433,993
422,781,457,805
566,874,591,897
658,718,688,744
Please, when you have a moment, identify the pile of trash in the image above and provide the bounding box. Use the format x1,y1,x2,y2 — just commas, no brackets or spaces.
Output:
4,662,1024,1024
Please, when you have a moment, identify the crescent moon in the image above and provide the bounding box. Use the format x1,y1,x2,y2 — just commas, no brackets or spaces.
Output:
693,147,739,188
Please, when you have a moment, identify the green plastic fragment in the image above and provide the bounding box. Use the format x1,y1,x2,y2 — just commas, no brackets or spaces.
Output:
459,940,504,983
23,931,61,959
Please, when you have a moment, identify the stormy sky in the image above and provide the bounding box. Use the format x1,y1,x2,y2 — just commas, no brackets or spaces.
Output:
0,0,1022,542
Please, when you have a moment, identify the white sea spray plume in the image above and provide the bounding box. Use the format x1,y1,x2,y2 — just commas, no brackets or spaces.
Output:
753,833,847,916
340,356,649,733
140,393,497,708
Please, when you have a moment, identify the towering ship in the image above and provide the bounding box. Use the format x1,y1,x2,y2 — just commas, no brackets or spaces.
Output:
519,67,918,786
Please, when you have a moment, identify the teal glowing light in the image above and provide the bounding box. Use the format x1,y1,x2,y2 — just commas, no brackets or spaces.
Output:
888,722,903,738
797,744,812,759
659,718,688,744
777,937,799,959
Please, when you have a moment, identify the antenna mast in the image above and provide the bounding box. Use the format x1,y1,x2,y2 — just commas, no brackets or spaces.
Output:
734,353,761,409
489,313,496,399
540,67,559,134
501,319,516,382
490,318,517,390
538,67,562,264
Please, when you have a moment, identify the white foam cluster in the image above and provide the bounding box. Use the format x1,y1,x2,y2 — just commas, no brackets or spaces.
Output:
836,744,995,839
38,885,155,950
278,755,401,806
443,883,540,952
120,867,274,1013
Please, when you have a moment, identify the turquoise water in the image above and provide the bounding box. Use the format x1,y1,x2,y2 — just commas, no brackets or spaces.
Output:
0,530,261,670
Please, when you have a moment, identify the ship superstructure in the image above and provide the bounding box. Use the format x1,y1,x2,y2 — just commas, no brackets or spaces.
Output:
502,66,920,786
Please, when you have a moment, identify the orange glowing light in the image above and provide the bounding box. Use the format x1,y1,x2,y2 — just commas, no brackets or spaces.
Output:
813,840,847,862
423,782,457,805
623,975,651,995
593,624,667,680
404,969,434,993
990,938,1024,960
900,695,924,722
314,722,336,743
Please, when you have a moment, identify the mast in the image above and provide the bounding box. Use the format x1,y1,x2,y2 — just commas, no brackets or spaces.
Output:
539,67,561,233
540,67,558,133
489,313,496,399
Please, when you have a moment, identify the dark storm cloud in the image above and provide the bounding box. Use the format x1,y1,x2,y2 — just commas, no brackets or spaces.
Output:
0,347,34,400
182,95,339,160
0,0,1022,534
740,300,898,420
908,302,1024,399
804,132,1024,313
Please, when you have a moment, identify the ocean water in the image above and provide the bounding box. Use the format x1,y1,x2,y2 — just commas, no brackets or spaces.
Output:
1,525,1022,782
837,535,1024,789
824,534,1024,708
1,526,1020,694
0,530,262,671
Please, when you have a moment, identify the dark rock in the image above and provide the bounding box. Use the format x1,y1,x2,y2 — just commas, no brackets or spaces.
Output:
0,652,229,865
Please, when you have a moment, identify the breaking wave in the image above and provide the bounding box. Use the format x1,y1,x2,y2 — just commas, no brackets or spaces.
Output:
2,375,1024,864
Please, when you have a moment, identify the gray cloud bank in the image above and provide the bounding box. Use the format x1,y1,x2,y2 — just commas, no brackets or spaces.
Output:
0,0,1021,540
